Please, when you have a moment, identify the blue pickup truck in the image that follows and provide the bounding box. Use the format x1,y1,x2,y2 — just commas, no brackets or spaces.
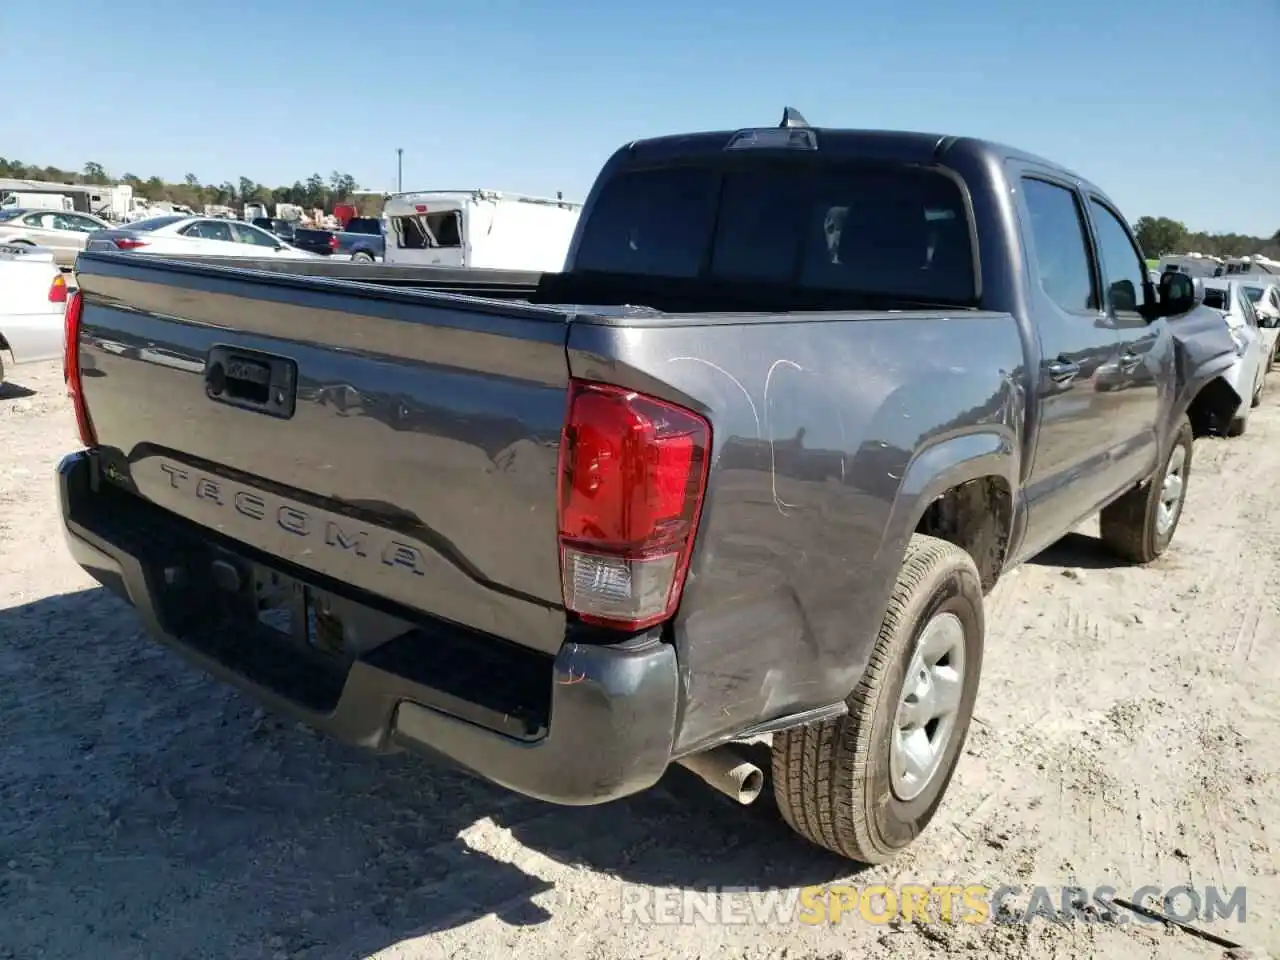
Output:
290,217,385,262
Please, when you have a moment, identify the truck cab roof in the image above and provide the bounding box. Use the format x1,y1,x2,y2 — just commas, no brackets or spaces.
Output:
617,125,1097,193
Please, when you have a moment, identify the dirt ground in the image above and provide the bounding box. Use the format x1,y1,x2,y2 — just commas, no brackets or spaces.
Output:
1,357,1276,960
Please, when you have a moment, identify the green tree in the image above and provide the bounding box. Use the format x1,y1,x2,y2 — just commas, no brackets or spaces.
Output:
328,171,357,202
300,173,324,208
83,161,107,184
1133,216,1187,258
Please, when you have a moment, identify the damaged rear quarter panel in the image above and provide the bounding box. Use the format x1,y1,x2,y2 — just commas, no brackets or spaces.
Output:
566,310,1024,753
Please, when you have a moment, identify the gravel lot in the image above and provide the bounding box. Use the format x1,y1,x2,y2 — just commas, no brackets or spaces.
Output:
1,358,1277,960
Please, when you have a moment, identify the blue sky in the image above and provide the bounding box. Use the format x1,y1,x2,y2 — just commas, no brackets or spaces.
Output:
3,0,1277,236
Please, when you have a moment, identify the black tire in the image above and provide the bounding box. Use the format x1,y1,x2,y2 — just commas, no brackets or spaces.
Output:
1099,414,1193,563
1227,415,1247,437
771,534,984,863
351,251,375,263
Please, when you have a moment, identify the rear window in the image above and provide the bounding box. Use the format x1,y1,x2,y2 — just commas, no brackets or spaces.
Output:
573,163,976,303
345,217,382,234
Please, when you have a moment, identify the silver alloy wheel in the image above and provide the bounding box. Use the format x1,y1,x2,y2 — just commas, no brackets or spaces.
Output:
890,612,966,802
1156,444,1187,538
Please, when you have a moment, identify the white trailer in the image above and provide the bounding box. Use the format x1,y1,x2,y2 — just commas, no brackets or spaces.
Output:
383,189,582,271
0,192,74,212
1157,252,1224,278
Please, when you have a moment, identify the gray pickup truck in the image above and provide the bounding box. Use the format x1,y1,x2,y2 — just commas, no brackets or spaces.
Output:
58,110,1238,864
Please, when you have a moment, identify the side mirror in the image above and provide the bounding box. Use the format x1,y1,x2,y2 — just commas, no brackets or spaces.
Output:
1158,272,1203,315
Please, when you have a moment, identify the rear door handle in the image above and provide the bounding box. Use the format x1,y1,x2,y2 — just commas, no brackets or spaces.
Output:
1047,359,1080,384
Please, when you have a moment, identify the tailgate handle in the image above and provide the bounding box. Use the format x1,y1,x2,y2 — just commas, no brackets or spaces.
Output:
205,346,298,419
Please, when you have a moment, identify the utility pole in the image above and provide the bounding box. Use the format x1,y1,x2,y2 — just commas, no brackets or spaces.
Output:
396,148,403,193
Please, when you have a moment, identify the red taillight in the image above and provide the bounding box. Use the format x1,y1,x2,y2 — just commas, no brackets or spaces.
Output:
62,290,96,446
112,237,148,250
48,273,67,303
557,380,710,631
328,234,338,251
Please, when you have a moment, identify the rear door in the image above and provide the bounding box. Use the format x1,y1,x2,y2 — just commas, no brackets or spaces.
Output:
387,205,465,267
1083,195,1169,488
177,219,242,255
230,221,293,257
1014,171,1129,551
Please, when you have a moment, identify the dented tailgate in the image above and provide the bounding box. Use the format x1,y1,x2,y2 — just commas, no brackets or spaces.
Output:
72,252,574,655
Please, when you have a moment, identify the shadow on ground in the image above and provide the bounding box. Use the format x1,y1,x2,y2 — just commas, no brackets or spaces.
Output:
1024,531,1128,570
0,587,862,960
0,381,38,400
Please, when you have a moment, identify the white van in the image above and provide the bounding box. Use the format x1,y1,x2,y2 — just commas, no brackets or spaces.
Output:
383,189,582,272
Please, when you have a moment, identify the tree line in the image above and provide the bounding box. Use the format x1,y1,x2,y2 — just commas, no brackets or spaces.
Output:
1132,217,1278,261
0,158,384,216
3,157,1277,254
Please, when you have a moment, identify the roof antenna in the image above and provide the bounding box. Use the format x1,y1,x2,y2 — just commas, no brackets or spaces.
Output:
779,106,809,129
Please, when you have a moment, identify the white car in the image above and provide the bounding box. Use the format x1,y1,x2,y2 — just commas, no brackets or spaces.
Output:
0,243,69,385
1240,279,1280,333
0,208,113,268
1202,279,1273,437
85,215,320,260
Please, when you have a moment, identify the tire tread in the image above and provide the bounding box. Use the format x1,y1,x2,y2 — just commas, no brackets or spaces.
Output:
772,534,975,862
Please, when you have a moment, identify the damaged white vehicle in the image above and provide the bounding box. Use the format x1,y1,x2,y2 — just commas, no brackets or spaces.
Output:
1202,278,1275,437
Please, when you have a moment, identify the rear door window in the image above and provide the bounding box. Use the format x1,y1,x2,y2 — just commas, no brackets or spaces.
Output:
230,223,280,247
181,220,234,242
1020,178,1096,313
392,210,462,249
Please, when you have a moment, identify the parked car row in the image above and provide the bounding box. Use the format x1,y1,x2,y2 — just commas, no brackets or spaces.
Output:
1197,277,1280,436
84,215,319,260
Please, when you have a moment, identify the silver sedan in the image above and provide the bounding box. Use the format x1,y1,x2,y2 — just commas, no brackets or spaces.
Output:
0,208,113,268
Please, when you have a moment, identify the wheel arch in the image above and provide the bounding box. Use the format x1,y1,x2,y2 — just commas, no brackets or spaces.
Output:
886,430,1019,594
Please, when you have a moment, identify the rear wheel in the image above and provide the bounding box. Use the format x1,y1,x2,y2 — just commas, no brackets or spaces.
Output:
771,534,983,863
1100,414,1193,562
351,251,375,263
1227,414,1248,437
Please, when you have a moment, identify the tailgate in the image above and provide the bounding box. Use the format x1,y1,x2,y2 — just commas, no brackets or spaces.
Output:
73,251,573,654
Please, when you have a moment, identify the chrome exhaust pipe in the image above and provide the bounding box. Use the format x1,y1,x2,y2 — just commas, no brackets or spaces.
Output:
676,745,765,805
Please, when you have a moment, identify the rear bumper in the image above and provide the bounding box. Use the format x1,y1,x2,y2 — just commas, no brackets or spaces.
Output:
57,450,680,805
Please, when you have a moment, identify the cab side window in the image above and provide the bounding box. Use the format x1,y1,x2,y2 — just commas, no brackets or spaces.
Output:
1021,178,1096,314
1088,199,1148,318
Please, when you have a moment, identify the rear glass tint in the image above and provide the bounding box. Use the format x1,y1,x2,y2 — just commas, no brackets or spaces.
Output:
573,162,975,303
